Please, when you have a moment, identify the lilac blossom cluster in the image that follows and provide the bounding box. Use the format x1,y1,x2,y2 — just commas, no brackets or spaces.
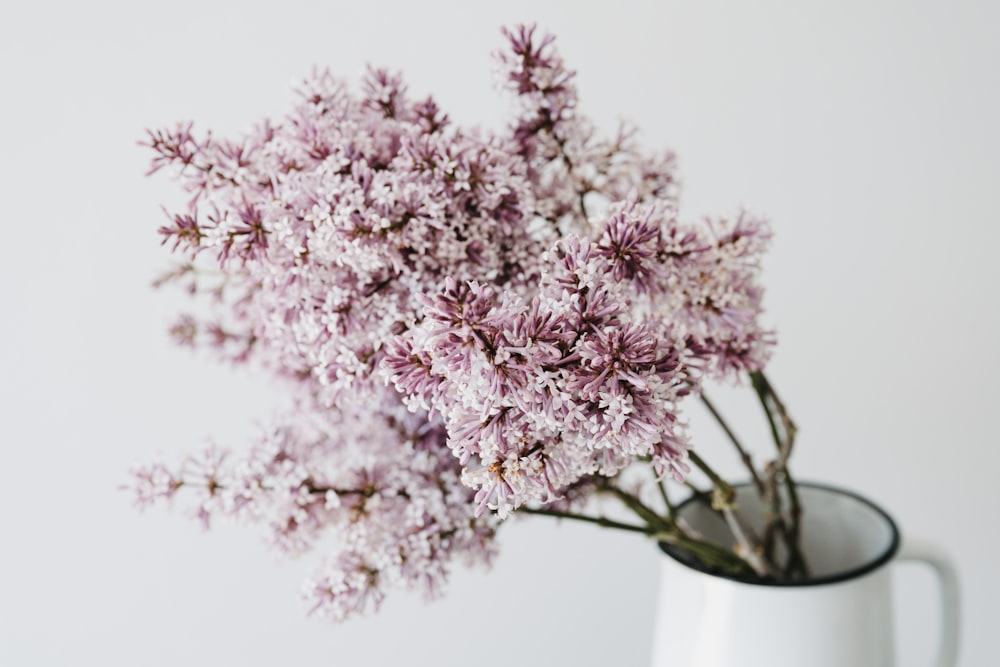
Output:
130,391,496,620
385,196,772,518
132,25,775,618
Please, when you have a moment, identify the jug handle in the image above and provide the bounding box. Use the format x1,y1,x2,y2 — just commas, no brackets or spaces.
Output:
897,535,961,667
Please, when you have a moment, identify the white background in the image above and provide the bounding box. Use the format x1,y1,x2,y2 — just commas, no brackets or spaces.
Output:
1,1,996,665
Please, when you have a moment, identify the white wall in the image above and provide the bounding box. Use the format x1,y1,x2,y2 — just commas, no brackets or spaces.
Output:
1,1,995,665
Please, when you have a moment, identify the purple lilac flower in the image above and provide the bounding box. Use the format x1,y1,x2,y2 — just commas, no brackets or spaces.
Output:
139,23,775,619
126,389,497,621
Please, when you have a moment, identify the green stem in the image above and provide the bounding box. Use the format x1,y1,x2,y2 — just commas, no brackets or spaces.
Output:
523,485,756,576
687,451,734,507
683,479,710,500
687,451,779,576
749,370,810,578
654,471,676,520
603,486,755,575
700,393,764,492
750,371,798,459
749,370,800,511
655,530,756,575
602,485,674,532
519,507,653,534
750,370,783,453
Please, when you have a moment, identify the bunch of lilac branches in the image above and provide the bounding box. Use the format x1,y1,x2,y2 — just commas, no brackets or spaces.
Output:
130,24,801,622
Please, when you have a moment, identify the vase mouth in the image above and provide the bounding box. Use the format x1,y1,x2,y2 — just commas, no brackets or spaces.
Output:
657,481,901,587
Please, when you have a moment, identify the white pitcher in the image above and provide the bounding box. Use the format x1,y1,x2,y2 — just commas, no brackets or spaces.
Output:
650,483,959,667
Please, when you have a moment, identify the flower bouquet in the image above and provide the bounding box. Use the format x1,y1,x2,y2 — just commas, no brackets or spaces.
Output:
131,24,812,621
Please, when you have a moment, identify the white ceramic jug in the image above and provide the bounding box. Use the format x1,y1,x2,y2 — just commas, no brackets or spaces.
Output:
650,483,959,667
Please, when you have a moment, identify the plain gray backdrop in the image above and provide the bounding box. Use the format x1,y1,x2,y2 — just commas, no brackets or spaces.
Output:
1,1,996,665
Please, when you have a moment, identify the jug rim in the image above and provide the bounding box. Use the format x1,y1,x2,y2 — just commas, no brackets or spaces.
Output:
657,481,901,587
